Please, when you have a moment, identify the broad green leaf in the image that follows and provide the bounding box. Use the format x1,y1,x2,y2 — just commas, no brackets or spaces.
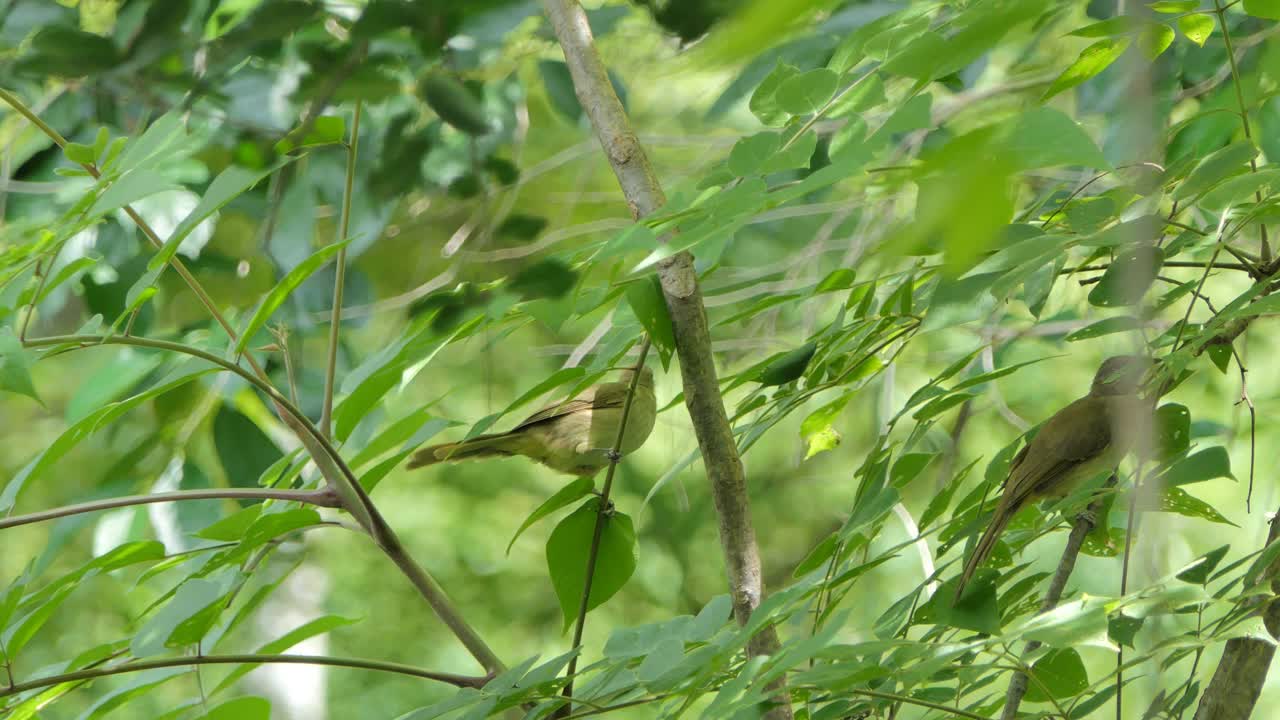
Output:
1173,141,1258,201
1108,613,1144,649
235,239,350,355
1002,108,1110,171
1178,14,1214,46
1156,403,1191,460
1024,649,1089,701
1244,0,1280,19
881,30,948,80
890,453,936,486
114,113,185,173
625,275,675,368
776,68,838,115
213,616,358,694
1159,446,1233,486
64,142,95,165
546,500,637,631
0,326,40,402
920,573,1001,633
1087,246,1163,307
1043,39,1131,100
749,63,801,126
728,131,781,177
507,477,596,554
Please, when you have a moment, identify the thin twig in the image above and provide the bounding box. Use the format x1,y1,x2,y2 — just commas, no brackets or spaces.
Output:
559,337,652,714
0,488,338,531
320,101,361,438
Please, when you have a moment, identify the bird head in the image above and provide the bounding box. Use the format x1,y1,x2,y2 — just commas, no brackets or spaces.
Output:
1090,355,1152,396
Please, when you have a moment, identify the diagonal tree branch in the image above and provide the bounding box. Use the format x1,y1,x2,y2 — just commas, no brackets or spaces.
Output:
539,2,791,718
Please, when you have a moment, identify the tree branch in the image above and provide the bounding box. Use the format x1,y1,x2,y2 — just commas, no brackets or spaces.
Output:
539,2,790,718
0,653,488,700
0,488,339,531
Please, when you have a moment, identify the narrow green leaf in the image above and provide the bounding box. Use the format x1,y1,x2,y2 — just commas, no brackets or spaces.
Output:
1176,545,1230,584
1158,486,1235,525
1173,141,1258,201
275,115,346,154
1087,246,1164,307
235,239,350,355
507,477,596,554
213,616,358,694
1065,316,1142,341
757,342,817,385
151,161,285,273
1043,39,1131,100
131,577,230,657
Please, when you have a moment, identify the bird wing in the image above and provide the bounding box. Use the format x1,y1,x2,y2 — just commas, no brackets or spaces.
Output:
1004,395,1112,506
510,383,625,431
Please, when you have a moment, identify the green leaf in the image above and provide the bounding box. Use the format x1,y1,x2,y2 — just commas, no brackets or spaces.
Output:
1156,403,1191,460
1087,245,1164,307
1108,612,1144,648
912,392,974,421
625,275,675,368
235,239,350,355
1150,1,1200,11
1043,39,1131,100
890,453,936,486
546,500,637,631
1244,0,1280,19
195,505,262,541
728,132,781,177
507,477,596,554
1173,141,1258,201
131,577,231,657
800,395,849,460
3,584,75,658
1159,446,1233,486
213,405,284,487
1199,168,1280,210
1024,649,1089,702
77,667,188,720
1176,544,1230,584
213,616,358,694
64,142,96,165
776,68,838,115
1002,107,1110,171
793,533,839,577
1158,486,1235,525
151,161,285,273
757,341,817,385
88,170,180,220
196,697,271,720
0,364,215,513
1178,14,1214,46
0,327,39,403
275,115,346,154
1065,316,1142,341
922,573,1001,634
749,63,801,126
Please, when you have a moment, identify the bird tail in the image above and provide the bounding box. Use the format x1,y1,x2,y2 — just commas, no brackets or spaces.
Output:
954,504,1015,602
407,432,523,469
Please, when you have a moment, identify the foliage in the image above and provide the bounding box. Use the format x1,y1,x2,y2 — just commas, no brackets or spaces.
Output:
1,0,1279,718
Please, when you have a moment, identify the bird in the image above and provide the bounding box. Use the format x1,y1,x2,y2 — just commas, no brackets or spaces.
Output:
407,367,657,477
953,355,1152,601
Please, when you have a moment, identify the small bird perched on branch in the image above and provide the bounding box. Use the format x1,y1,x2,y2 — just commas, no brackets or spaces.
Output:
407,367,657,477
953,355,1152,601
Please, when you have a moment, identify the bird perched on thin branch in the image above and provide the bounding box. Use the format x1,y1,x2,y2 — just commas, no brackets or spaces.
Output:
953,356,1152,601
407,367,657,477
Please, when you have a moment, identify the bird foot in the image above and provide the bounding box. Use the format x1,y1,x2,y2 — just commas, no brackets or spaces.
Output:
605,449,623,463
1077,508,1098,528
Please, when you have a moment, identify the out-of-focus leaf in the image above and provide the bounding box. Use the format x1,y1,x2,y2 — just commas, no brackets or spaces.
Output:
1043,39,1130,100
1087,245,1163,307
213,406,284,488
0,327,40,403
1173,141,1258,201
1178,14,1214,46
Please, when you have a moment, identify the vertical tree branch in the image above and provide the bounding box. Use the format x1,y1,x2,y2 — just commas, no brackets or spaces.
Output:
1192,511,1280,720
539,2,791,717
320,101,362,438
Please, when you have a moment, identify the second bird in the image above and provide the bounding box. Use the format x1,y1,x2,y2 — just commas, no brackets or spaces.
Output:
407,367,657,477
954,356,1151,600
